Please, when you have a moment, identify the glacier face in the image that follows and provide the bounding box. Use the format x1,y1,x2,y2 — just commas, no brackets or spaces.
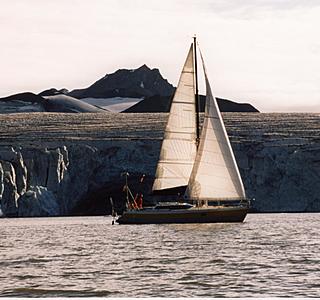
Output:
0,112,319,217
0,142,159,217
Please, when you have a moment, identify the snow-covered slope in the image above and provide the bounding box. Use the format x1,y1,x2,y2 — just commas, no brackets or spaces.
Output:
81,97,142,112
44,95,108,113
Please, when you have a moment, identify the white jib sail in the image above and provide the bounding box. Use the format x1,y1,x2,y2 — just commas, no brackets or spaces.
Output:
152,44,197,192
185,56,246,201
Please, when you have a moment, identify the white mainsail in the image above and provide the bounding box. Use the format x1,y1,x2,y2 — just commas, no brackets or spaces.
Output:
152,44,197,192
185,55,246,201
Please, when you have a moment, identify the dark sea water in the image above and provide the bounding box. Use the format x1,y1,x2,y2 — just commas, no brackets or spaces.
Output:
1,214,320,297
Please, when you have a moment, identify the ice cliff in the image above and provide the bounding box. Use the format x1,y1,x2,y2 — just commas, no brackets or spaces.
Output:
0,113,319,217
0,142,159,217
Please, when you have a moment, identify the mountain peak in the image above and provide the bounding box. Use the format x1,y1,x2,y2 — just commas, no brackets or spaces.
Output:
136,64,151,71
39,88,69,97
68,64,174,99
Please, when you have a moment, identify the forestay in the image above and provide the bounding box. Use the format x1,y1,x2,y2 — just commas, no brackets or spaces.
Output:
185,55,246,201
152,44,197,192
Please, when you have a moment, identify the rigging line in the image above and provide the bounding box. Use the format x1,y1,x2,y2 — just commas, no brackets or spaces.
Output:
193,36,200,147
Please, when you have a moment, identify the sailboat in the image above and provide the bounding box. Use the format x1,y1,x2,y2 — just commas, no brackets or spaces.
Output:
117,37,249,224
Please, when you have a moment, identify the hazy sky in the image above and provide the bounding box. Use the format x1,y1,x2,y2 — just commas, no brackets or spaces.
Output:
1,0,320,112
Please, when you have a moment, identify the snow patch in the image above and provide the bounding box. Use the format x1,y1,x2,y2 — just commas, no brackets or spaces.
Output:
44,95,105,113
81,97,143,112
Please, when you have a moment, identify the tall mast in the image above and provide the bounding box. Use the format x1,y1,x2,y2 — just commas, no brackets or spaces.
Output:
193,36,200,147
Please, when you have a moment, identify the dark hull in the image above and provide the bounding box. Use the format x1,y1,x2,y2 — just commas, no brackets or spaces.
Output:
117,206,248,224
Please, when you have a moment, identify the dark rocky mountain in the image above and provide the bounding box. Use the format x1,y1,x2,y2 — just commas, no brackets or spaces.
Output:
68,64,175,99
2,65,259,113
0,92,46,104
39,88,69,97
66,64,259,112
124,95,259,113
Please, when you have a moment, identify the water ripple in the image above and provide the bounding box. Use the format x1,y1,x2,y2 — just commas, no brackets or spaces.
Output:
1,214,320,297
